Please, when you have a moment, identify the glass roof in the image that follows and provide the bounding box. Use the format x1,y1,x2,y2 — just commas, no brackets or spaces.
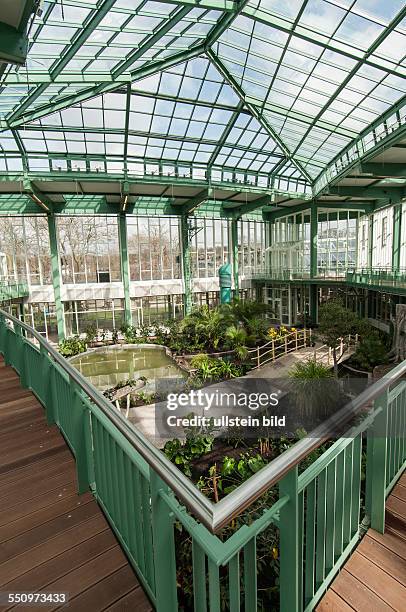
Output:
0,0,404,192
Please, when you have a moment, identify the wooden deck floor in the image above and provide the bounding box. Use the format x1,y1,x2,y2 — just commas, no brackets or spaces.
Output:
0,358,152,611
317,472,406,612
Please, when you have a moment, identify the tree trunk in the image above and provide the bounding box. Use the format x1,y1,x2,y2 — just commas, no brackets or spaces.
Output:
332,346,339,378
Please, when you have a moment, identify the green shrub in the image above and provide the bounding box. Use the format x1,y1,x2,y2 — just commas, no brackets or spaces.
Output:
352,333,388,371
58,336,87,357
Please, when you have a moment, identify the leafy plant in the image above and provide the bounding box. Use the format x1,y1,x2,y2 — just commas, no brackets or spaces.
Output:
112,328,119,344
58,336,87,357
85,324,97,344
352,332,388,371
163,432,214,477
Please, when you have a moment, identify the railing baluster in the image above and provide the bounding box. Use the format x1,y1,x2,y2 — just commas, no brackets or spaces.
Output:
208,558,221,612
334,452,345,559
228,553,240,612
192,540,207,612
150,471,177,610
366,392,388,533
243,538,257,612
324,461,336,572
304,480,316,605
315,469,326,587
280,466,299,612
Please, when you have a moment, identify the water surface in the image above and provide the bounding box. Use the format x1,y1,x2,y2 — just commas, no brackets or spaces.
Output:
71,346,184,391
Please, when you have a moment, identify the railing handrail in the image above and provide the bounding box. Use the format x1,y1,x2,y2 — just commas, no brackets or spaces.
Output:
1,307,405,533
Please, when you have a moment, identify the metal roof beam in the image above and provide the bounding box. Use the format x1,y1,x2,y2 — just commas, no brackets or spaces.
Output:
222,194,274,218
360,163,406,178
23,180,54,213
329,186,405,201
263,202,311,221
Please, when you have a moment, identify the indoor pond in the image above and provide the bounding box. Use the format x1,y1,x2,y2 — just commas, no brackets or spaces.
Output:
70,345,185,392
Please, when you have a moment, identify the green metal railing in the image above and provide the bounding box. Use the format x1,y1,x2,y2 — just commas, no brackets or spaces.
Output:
346,267,406,291
0,281,29,302
0,309,405,611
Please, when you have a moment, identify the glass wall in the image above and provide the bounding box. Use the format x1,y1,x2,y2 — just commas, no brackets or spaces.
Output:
317,211,358,275
127,216,181,281
64,299,125,335
238,219,267,275
269,211,310,273
190,218,229,278
57,215,121,284
0,216,51,285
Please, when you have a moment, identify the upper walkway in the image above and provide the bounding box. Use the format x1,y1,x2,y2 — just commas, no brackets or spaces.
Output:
317,473,406,611
0,357,152,612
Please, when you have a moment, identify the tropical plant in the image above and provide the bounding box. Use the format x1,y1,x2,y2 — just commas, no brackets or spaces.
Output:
58,336,87,357
288,358,342,421
163,433,214,477
85,324,97,344
318,299,359,376
179,305,234,351
224,325,249,360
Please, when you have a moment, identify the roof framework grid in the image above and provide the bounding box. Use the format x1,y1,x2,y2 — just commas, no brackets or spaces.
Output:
0,0,404,205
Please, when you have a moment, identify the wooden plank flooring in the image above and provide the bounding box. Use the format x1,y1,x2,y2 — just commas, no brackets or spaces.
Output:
317,472,406,611
0,358,153,611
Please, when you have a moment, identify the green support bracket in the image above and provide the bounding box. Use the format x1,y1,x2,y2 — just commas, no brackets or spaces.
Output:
118,213,132,326
181,214,192,315
47,214,65,341
230,217,239,296
392,203,402,273
0,21,29,65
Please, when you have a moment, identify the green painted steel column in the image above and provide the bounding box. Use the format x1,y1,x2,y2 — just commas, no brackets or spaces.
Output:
310,205,317,278
47,214,65,341
231,217,239,296
309,284,318,326
118,213,132,325
392,203,402,272
180,214,192,314
368,214,374,270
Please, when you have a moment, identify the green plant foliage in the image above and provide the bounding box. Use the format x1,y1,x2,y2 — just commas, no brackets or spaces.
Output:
352,332,389,371
163,433,214,477
58,336,87,357
190,354,244,382
289,359,334,380
85,324,97,344
288,358,342,418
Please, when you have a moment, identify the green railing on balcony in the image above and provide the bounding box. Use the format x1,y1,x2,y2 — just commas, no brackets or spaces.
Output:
0,281,29,302
346,268,406,291
251,267,406,292
0,309,405,612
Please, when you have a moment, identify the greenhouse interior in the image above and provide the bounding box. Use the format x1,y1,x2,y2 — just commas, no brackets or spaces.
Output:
0,1,405,611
